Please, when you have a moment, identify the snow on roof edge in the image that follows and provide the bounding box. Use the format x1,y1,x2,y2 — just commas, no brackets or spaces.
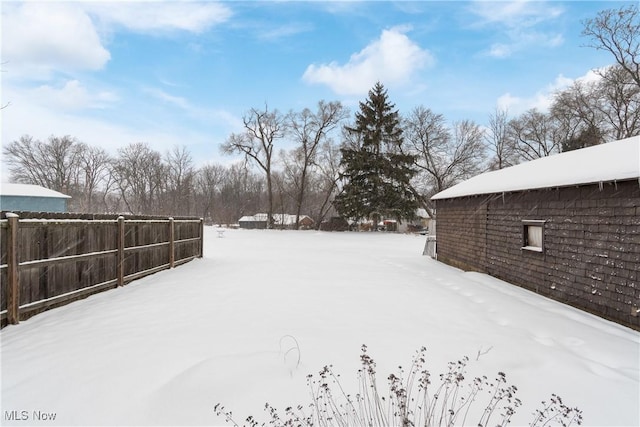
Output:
0,183,72,198
431,136,640,201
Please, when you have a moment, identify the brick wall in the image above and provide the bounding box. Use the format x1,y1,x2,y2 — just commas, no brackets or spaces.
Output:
435,179,640,330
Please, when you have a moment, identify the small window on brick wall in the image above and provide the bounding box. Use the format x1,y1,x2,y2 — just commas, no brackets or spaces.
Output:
522,220,545,252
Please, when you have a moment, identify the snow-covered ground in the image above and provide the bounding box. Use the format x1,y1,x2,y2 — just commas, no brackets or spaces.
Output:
1,228,638,426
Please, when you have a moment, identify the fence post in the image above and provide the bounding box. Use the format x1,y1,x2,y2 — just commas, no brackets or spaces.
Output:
6,213,20,325
199,218,204,258
117,216,125,287
169,217,175,268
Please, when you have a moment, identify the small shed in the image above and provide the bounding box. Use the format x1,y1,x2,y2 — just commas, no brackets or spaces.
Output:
0,183,71,213
431,136,639,330
238,213,315,230
238,214,269,229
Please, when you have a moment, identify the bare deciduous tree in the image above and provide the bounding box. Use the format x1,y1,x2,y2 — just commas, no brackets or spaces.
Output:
486,108,517,170
216,162,264,224
551,65,639,146
286,100,348,228
310,140,343,227
279,148,303,217
271,170,294,226
221,105,284,228
3,135,120,213
196,163,226,222
3,135,83,194
77,145,111,213
165,145,195,216
508,109,562,161
99,164,123,213
402,106,485,217
451,119,486,175
551,78,604,148
403,107,449,195
112,142,166,215
596,65,640,139
582,4,640,88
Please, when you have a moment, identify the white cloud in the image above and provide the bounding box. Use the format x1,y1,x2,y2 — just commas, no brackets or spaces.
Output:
488,43,512,59
257,23,313,41
1,1,232,80
1,86,233,169
85,1,232,34
469,0,565,58
470,0,564,28
2,94,151,155
302,27,433,95
31,80,119,111
142,87,243,130
143,87,191,110
496,71,599,114
483,29,564,59
577,68,605,85
547,33,564,48
2,3,111,78
1,80,241,169
496,92,521,112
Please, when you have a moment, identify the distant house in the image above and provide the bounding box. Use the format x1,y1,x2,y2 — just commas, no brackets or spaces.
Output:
287,215,315,230
397,208,431,233
431,136,639,330
367,209,432,233
238,213,315,230
0,183,71,213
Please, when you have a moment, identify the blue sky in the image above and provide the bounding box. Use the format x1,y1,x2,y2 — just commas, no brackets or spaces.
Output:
1,0,633,171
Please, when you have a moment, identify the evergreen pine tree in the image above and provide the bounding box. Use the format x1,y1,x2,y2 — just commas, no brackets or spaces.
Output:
334,82,418,228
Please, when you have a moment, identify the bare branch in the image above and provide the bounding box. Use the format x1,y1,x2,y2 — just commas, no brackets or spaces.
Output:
582,5,640,87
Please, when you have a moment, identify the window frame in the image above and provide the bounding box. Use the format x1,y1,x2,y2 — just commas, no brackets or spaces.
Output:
522,220,545,253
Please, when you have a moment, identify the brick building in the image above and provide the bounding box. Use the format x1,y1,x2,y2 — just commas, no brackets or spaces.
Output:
431,136,639,330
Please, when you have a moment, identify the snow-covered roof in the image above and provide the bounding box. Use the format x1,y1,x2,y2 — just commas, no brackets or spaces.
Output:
432,136,639,200
416,208,430,219
0,183,71,199
238,213,270,223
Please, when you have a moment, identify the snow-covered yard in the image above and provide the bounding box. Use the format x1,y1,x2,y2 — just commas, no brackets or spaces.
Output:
1,228,638,426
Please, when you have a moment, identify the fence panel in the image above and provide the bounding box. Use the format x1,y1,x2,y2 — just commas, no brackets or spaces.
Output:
1,219,7,313
1,212,203,327
175,220,203,264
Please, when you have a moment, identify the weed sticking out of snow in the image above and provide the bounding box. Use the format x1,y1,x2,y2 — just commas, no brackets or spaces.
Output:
214,345,583,427
279,334,301,377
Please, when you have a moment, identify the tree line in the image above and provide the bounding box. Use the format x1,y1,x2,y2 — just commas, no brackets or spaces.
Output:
3,5,638,228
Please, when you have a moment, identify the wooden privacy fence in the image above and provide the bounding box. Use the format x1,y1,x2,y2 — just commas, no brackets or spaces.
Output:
0,212,204,326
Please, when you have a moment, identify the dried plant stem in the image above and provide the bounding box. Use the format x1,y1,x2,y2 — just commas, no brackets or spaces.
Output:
214,345,583,427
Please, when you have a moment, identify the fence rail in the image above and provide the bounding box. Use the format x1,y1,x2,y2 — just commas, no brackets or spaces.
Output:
1,212,204,327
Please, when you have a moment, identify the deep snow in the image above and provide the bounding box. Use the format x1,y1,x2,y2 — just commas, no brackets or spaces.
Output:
1,228,638,426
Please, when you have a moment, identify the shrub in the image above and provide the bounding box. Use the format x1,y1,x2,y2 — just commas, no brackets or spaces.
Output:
214,345,582,427
319,217,350,232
